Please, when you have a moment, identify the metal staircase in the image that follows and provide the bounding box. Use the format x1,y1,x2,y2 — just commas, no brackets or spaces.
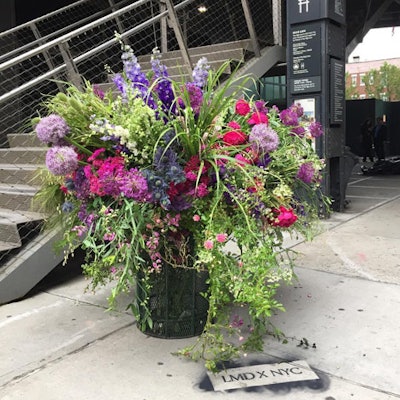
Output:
0,0,287,304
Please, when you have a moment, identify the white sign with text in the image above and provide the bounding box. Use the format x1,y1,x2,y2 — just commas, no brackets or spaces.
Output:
208,360,319,391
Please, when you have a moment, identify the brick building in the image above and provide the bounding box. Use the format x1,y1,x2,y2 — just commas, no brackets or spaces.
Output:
346,57,400,99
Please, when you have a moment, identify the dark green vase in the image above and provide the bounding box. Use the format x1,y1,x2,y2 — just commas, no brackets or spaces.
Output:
136,234,209,338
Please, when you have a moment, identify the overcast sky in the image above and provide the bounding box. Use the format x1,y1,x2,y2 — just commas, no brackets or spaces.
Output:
349,27,400,62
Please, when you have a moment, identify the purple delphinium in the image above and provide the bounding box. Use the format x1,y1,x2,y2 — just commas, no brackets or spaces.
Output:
309,121,324,138
45,146,78,176
35,114,70,145
192,57,210,88
297,162,315,184
151,49,176,114
112,73,127,97
118,168,151,202
279,108,299,126
115,44,156,109
249,123,279,153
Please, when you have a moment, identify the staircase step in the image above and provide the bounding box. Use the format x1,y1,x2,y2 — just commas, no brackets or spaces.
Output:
137,40,253,63
0,164,43,185
0,220,21,244
7,133,43,148
0,240,20,252
0,147,46,164
0,184,40,212
139,48,247,70
0,208,44,249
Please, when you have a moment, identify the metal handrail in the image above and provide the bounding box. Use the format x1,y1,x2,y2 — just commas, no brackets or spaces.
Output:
0,0,132,63
0,0,263,105
0,0,150,72
0,0,197,104
0,0,89,38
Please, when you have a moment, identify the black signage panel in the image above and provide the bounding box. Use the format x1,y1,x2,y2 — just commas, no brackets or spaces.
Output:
288,22,321,94
289,23,321,78
287,0,345,25
290,77,321,94
330,58,345,124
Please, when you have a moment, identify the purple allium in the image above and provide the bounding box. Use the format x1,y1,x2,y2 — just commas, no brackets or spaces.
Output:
45,146,78,176
249,123,279,153
297,162,315,184
35,114,70,145
290,102,304,117
279,108,298,126
309,121,323,138
118,168,151,202
192,57,210,87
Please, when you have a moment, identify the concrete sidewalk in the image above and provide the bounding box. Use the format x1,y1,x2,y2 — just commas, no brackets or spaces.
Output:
1,166,400,400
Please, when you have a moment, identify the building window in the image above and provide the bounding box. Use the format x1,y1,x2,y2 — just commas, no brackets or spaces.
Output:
360,73,365,86
351,74,357,87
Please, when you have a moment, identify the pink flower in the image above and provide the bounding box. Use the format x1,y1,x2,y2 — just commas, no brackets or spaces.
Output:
227,121,241,129
247,112,268,125
270,206,298,228
193,214,201,222
223,130,247,146
216,233,228,243
234,153,252,165
204,239,214,250
235,99,251,116
103,232,116,241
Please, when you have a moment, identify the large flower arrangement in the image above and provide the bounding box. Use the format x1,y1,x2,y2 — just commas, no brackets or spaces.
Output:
33,43,328,371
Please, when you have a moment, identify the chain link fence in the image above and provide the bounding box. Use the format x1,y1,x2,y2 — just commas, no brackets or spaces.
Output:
0,0,281,268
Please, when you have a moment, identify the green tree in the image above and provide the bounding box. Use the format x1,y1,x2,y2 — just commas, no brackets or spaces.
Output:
362,62,400,100
345,72,359,99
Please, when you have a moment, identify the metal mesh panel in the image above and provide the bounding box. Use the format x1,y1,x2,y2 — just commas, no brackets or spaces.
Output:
0,0,278,271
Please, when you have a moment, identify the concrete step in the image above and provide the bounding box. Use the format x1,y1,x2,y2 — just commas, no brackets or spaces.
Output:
0,148,46,164
0,208,45,254
138,48,247,70
137,39,253,63
7,133,43,148
0,240,20,252
0,184,40,212
0,164,43,185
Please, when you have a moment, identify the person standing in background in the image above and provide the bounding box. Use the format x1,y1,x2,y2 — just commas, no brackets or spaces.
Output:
373,116,388,161
360,118,374,162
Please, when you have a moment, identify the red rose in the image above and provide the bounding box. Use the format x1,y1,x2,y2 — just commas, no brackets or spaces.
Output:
235,99,251,116
271,206,298,228
247,112,268,125
223,130,247,145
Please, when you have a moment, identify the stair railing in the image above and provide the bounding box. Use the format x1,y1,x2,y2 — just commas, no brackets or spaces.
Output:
0,0,272,145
